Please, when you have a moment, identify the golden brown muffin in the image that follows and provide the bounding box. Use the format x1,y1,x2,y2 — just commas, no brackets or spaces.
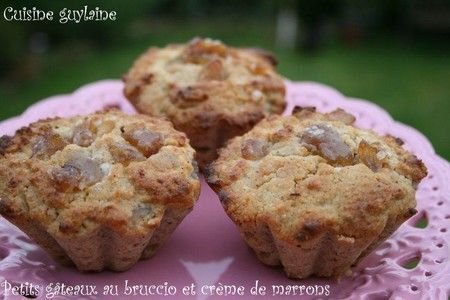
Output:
0,110,200,272
206,107,427,279
123,37,286,169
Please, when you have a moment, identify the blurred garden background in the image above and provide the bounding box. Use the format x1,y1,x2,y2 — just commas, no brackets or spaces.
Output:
0,0,449,159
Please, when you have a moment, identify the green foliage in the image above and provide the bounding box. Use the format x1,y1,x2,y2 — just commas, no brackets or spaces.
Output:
0,18,448,160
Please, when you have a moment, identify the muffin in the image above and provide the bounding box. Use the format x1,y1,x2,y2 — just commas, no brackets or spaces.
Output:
123,37,286,169
0,110,200,272
206,106,427,278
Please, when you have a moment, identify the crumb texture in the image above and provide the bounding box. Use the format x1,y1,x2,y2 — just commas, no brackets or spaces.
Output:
206,107,427,278
0,110,200,271
123,37,286,168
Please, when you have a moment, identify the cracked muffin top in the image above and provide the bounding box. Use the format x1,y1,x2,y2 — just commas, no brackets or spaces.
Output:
123,37,286,130
0,110,200,235
206,107,427,242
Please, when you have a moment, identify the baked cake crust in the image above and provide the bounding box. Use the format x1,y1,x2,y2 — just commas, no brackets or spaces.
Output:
0,110,200,271
206,106,427,278
123,37,286,169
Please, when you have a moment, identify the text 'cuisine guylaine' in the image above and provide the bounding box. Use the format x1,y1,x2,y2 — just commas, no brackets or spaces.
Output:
3,6,117,24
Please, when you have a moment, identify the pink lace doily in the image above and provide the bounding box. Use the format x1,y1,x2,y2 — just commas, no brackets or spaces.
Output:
0,80,448,300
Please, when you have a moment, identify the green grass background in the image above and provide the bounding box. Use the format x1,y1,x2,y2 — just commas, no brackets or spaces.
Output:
1,21,448,159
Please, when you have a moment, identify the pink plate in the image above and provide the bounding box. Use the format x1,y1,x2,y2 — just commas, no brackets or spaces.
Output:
0,80,449,300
